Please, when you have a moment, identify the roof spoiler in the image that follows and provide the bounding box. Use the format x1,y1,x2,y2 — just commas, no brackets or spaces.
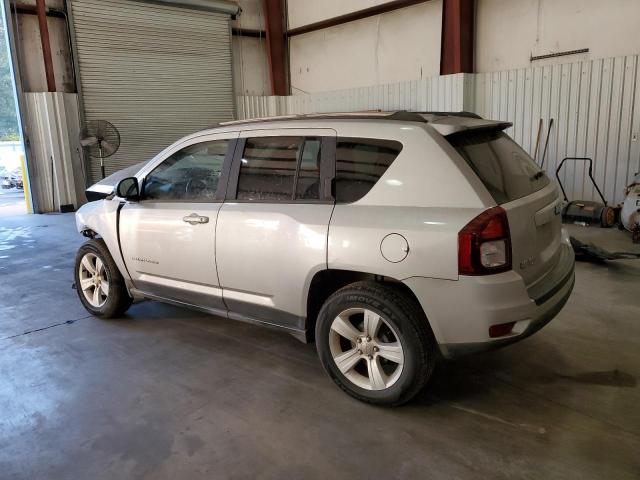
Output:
429,119,512,136
417,111,482,119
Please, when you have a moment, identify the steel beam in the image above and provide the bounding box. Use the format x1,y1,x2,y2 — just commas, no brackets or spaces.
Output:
35,0,56,91
440,0,475,74
287,0,431,37
232,27,266,38
13,3,66,18
262,0,287,95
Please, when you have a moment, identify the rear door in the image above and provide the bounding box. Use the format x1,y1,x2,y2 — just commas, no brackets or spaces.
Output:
448,129,563,286
215,129,336,330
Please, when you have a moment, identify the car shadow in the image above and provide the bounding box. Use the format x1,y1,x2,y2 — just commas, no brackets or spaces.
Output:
104,301,638,411
411,336,637,410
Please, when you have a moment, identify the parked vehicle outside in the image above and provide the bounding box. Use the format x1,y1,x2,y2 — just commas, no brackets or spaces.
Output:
0,172,21,189
9,172,22,189
0,141,24,190
74,112,575,405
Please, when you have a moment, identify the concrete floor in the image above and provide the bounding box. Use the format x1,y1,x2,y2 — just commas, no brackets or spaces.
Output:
0,213,639,479
0,189,26,217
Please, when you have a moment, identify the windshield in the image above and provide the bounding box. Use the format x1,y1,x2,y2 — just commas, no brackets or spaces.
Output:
448,130,550,204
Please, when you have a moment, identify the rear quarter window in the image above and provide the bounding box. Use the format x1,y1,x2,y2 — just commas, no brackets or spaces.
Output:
336,138,403,203
448,130,549,204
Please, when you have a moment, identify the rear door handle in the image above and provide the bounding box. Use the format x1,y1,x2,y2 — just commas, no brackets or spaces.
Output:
182,213,209,225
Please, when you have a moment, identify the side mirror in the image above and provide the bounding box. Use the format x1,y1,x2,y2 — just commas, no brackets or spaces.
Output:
116,177,140,201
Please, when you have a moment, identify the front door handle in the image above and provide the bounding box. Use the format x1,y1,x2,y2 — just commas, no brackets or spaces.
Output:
182,213,209,225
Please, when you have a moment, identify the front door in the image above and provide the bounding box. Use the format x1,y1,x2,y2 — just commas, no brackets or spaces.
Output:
119,133,237,313
215,129,336,330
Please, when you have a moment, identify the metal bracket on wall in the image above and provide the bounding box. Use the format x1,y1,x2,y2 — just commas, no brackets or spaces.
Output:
531,49,589,62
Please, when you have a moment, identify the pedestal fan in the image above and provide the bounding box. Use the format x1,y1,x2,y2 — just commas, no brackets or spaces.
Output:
79,120,121,179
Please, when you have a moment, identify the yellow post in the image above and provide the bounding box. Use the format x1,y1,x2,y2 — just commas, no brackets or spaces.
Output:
19,154,33,214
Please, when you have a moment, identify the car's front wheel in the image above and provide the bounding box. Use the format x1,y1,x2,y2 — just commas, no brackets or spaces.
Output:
74,239,132,318
315,281,437,406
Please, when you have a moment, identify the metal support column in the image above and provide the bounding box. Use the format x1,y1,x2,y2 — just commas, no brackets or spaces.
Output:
35,0,56,91
262,0,287,95
440,0,474,75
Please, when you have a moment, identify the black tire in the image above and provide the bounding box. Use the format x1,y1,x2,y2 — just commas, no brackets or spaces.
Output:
600,206,615,228
74,238,132,318
315,281,437,406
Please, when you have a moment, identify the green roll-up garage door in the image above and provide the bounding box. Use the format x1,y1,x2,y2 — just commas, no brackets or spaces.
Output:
69,0,238,181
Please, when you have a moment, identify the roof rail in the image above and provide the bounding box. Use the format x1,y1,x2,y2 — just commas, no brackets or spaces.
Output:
216,110,482,127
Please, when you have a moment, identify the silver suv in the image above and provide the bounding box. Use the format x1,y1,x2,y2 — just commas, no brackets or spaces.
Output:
74,112,575,405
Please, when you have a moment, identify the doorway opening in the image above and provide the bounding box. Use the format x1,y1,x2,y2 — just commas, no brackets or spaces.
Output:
0,3,30,217
0,141,28,216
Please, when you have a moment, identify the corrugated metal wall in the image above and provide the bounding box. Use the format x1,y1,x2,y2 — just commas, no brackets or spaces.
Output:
237,73,470,118
238,55,640,205
474,55,640,205
23,93,86,213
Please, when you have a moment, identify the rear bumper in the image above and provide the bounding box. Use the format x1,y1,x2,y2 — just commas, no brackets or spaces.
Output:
442,270,574,357
404,243,575,359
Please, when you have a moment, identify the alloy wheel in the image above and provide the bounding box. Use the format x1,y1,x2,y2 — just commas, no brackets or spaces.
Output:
329,308,405,390
78,253,109,308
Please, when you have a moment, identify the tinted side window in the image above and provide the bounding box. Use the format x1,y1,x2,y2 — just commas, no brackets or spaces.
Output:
143,139,229,201
237,136,321,201
335,138,403,203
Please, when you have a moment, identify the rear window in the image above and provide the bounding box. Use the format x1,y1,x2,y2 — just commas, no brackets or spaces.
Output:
448,130,549,204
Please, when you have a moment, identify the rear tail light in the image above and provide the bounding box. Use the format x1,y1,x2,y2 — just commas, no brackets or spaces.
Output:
458,206,511,275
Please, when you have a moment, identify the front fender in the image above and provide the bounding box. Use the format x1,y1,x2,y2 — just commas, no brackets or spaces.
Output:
75,199,131,282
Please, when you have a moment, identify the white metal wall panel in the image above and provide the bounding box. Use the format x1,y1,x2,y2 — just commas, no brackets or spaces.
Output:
235,74,470,120
473,55,640,205
23,93,85,213
71,0,234,181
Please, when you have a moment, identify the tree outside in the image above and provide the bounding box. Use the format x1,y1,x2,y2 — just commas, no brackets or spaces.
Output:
0,9,24,215
0,12,19,142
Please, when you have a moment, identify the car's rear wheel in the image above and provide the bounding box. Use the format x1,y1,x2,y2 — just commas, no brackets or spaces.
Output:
316,281,437,406
74,239,132,318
